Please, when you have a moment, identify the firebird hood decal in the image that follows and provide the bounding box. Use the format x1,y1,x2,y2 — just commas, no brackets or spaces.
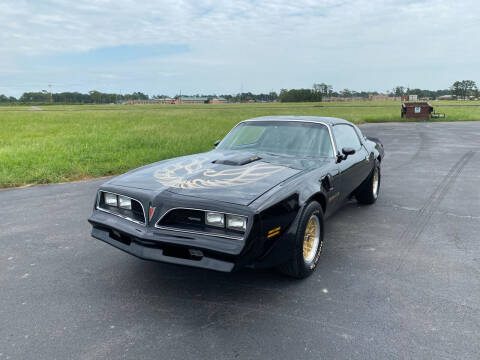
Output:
109,151,306,205
153,157,285,189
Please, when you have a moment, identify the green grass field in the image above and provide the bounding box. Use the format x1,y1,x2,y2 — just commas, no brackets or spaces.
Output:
1,101,480,188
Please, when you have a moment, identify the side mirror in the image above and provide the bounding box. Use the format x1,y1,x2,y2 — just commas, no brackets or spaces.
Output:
213,140,220,147
337,147,355,162
342,147,355,156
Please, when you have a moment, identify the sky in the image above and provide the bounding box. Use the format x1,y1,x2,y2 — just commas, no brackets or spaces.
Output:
0,0,479,97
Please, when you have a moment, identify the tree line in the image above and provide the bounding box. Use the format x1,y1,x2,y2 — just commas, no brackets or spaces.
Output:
0,80,477,104
390,81,478,99
166,92,280,102
390,86,450,99
0,91,149,104
278,81,477,102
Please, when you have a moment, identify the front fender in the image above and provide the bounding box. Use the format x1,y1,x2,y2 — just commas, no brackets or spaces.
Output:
247,177,331,269
250,200,305,269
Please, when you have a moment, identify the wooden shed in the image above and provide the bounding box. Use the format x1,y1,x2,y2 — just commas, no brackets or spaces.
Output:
401,102,433,121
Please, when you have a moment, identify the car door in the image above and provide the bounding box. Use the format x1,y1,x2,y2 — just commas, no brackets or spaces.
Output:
332,124,369,199
354,126,375,183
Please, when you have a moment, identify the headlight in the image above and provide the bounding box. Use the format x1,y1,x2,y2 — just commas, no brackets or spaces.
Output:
226,214,247,231
118,196,132,210
104,193,118,207
205,212,225,227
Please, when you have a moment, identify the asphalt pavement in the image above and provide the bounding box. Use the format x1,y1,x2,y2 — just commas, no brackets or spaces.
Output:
1,121,479,359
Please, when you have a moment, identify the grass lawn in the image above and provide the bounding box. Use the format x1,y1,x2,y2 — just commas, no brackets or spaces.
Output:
1,101,480,188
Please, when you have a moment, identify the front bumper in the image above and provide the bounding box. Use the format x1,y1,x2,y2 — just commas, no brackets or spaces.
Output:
91,225,234,272
88,209,247,272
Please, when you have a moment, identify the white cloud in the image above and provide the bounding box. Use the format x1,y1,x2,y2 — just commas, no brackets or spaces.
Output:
0,0,478,95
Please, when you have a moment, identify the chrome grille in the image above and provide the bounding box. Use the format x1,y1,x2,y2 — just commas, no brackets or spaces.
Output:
155,208,246,240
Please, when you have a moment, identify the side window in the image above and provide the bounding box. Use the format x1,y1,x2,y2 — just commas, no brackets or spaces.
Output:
333,125,361,152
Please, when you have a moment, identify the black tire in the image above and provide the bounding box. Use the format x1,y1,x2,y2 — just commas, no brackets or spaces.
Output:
277,201,324,279
355,161,381,204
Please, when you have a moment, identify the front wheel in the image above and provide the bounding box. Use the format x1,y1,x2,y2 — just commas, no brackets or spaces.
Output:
277,201,324,279
355,161,381,204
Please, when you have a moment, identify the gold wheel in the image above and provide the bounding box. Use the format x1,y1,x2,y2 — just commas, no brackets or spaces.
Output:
303,214,320,264
372,167,379,199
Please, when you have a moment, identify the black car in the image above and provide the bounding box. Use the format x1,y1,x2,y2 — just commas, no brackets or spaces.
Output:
88,116,384,278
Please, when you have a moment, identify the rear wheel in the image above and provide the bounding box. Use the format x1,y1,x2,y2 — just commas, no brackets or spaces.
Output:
278,201,324,279
355,161,380,204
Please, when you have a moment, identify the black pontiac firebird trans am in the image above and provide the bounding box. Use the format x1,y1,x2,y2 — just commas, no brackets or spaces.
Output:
88,116,384,278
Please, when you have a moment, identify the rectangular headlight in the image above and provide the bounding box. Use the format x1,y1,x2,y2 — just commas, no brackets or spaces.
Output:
205,212,225,227
226,214,247,232
104,193,118,207
118,196,132,210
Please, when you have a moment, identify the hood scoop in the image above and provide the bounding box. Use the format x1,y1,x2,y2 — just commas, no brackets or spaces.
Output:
212,154,261,166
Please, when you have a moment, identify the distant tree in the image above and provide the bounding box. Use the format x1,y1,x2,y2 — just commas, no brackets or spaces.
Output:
20,91,50,102
221,92,278,102
451,81,464,99
279,88,322,102
313,83,332,98
126,92,148,100
88,90,102,103
268,91,278,101
463,80,477,99
392,86,406,97
339,89,353,98
450,80,477,99
220,94,233,101
357,90,378,98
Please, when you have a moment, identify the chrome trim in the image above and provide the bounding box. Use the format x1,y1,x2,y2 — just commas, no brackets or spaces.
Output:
217,118,338,158
96,191,147,226
155,207,248,241
155,226,244,241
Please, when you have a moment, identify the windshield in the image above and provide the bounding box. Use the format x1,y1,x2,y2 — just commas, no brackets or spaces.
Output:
217,121,333,157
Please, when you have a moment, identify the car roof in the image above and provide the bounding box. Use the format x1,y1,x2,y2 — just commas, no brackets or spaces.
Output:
242,115,350,126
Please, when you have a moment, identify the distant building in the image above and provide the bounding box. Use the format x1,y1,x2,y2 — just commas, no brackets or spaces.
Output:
125,98,175,105
369,94,390,101
401,95,418,101
176,96,209,104
209,97,227,104
156,98,176,104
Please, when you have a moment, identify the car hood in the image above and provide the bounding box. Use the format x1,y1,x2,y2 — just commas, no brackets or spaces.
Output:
108,150,324,206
